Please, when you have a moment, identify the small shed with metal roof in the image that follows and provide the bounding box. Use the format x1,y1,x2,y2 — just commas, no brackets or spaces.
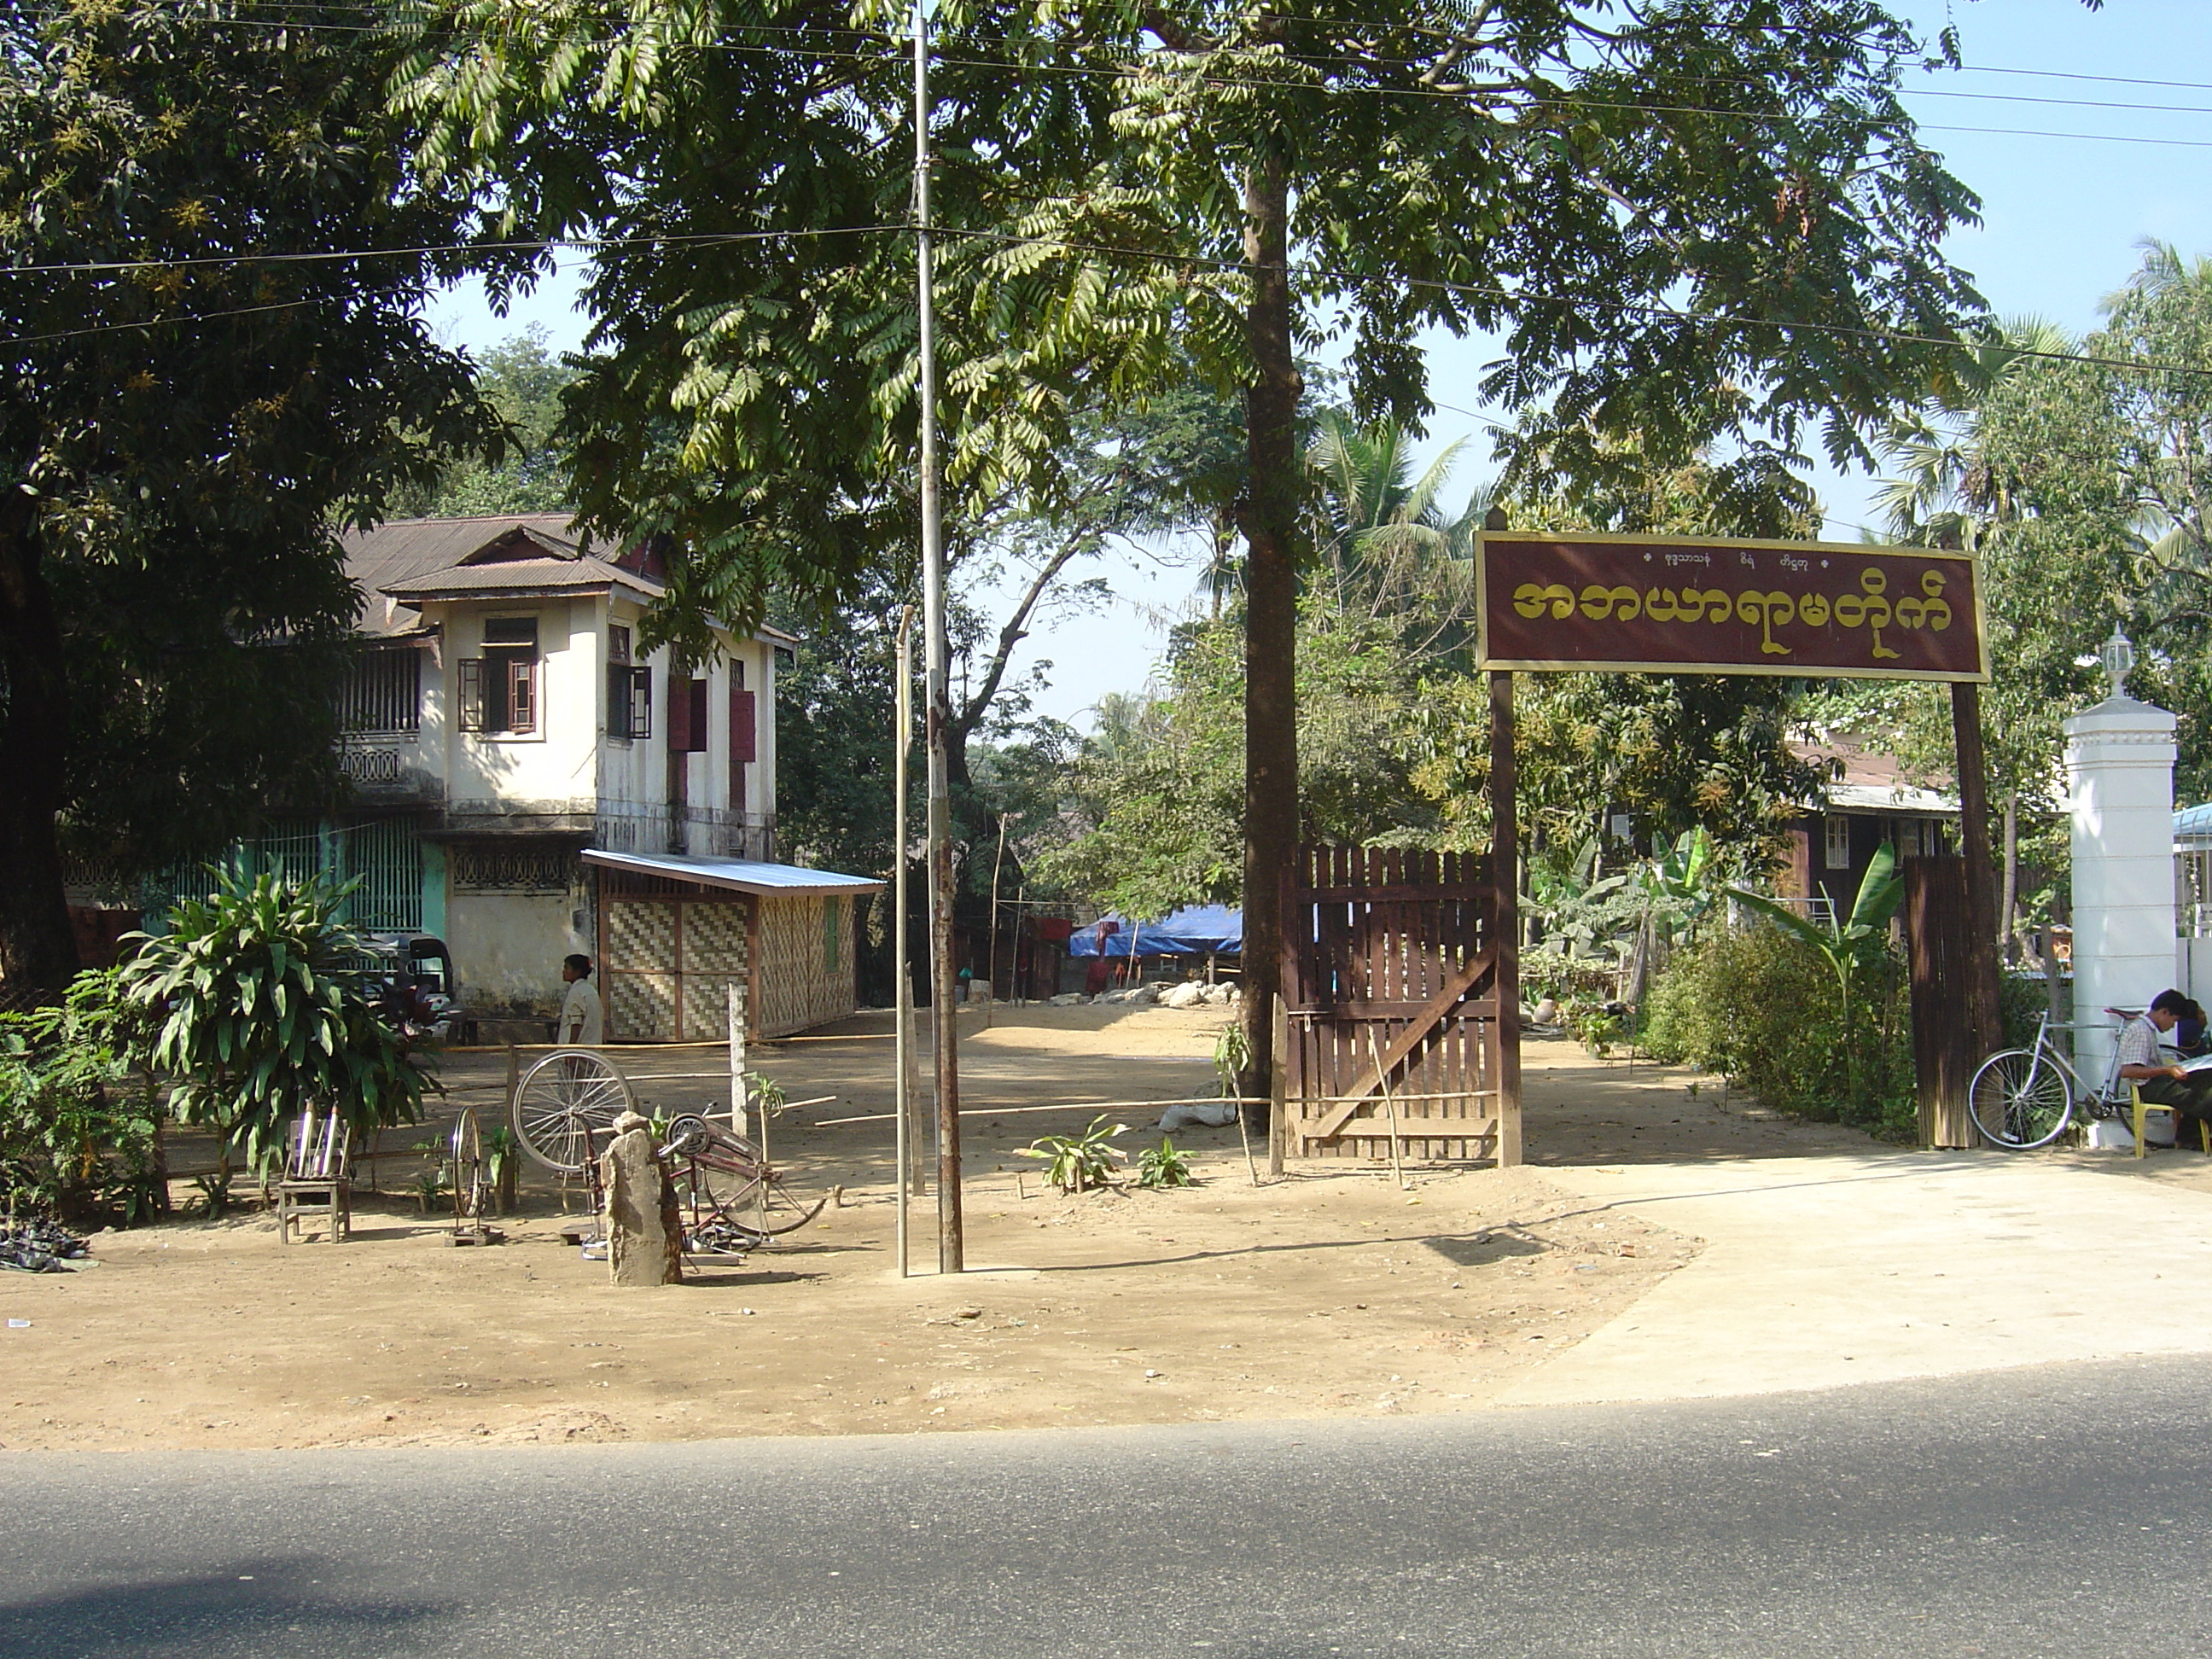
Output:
582,850,883,1041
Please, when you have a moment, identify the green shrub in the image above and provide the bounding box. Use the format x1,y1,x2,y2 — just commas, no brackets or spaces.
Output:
0,969,166,1225
121,864,436,1170
1640,925,1916,1140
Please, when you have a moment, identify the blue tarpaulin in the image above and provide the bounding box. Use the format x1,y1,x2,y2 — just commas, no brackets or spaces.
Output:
1066,905,1243,958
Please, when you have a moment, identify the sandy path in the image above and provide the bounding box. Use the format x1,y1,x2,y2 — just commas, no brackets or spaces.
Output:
0,1009,1729,1451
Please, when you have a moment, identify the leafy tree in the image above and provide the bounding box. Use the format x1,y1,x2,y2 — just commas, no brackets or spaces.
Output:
399,326,580,517
119,866,435,1172
395,0,2001,1096
0,3,500,998
1855,286,2211,955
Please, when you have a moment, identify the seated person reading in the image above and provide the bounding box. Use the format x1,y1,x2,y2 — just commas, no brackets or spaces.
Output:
2117,988,2212,1130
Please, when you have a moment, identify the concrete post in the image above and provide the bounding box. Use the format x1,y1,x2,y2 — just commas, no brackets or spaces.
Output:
2064,634,2178,1089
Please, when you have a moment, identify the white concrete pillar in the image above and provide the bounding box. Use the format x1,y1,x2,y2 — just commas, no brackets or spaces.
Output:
2065,641,2179,1087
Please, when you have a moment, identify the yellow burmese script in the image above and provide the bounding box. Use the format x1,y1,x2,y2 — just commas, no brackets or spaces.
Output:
1509,567,1952,659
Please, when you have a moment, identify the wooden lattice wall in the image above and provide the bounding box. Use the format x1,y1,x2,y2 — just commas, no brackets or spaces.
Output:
1282,845,1500,1162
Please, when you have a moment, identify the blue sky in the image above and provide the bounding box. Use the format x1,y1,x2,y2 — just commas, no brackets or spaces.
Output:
427,0,2212,727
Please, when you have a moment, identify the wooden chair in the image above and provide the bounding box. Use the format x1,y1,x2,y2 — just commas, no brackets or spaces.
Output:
276,1110,352,1243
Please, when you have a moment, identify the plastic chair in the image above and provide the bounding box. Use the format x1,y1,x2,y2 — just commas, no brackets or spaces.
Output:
2128,1083,2212,1160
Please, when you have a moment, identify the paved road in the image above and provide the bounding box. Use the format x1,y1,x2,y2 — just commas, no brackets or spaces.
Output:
3,1356,2208,1657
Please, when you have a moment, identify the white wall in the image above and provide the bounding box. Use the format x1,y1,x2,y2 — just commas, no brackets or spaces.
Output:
2068,692,2180,1086
449,890,582,1019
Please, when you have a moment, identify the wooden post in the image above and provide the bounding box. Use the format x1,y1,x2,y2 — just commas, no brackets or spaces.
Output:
1951,682,2002,1060
1490,669,1523,1167
728,981,748,1141
1905,857,1977,1148
1267,992,1288,1176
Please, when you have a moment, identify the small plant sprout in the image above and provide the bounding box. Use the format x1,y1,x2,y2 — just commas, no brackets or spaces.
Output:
1017,1115,1128,1194
1213,1026,1252,1099
1137,1137,1195,1189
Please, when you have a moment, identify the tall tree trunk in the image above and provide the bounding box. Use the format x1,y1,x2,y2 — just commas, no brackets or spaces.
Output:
1999,789,2019,968
0,493,78,1007
1237,148,1301,1124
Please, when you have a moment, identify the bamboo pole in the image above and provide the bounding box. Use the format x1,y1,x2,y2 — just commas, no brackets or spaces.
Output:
1368,1027,1410,1191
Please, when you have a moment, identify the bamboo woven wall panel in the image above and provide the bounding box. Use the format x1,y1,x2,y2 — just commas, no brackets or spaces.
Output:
604,894,748,1041
755,893,856,1038
1282,845,1499,1162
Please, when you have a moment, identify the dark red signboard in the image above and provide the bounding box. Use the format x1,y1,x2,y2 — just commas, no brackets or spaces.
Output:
1478,533,1988,682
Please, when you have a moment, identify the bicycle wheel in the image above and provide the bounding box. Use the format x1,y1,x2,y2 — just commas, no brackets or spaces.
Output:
448,1107,487,1221
1969,1049,2075,1149
511,1049,635,1174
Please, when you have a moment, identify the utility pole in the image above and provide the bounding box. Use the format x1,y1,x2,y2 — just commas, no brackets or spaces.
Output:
914,0,962,1272
892,606,915,1274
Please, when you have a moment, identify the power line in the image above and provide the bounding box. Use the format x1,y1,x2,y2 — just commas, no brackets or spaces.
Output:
0,300,307,350
0,224,897,279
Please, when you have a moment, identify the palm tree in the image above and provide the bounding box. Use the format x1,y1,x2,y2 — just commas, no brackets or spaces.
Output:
1304,411,1491,658
1873,315,2075,550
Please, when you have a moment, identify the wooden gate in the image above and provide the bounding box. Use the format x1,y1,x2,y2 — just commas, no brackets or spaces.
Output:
1281,846,1506,1162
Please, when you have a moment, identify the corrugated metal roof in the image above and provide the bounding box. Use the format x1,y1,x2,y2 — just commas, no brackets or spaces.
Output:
342,515,588,637
1826,782,1957,814
2177,803,2212,847
582,848,882,895
380,553,663,601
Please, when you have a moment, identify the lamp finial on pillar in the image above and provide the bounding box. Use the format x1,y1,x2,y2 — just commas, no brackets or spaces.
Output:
2098,626,2137,702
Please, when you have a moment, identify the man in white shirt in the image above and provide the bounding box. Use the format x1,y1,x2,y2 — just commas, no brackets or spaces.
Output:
560,954,604,1047
2117,987,2212,1131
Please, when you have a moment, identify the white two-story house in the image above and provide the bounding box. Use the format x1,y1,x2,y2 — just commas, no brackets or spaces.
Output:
82,514,878,1042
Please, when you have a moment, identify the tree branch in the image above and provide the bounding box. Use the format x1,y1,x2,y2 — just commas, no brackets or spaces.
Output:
953,526,1095,740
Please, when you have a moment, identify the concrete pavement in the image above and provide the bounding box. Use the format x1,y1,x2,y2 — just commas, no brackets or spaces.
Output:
1500,1147,2212,1405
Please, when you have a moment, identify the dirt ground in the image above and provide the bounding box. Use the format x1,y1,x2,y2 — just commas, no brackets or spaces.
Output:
0,1007,1862,1452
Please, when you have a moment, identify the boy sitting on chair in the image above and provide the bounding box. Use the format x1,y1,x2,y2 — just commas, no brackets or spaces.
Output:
2116,989,2212,1136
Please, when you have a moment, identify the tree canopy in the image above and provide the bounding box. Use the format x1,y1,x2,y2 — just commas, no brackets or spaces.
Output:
0,1,501,997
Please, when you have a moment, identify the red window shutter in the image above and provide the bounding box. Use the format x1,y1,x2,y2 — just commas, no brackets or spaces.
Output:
729,687,756,765
457,659,486,731
667,670,691,751
686,678,709,754
507,657,537,734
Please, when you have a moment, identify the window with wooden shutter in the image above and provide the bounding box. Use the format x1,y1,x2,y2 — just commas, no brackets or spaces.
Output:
457,658,486,731
729,687,757,765
687,677,709,754
506,655,538,735
667,670,692,751
607,663,651,739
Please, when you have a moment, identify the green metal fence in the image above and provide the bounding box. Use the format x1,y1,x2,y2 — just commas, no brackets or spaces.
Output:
140,818,427,936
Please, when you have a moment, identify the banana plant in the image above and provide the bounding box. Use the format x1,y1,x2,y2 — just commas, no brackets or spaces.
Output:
1726,843,1905,1111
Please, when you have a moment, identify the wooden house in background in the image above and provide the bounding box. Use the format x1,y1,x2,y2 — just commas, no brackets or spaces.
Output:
1778,739,1959,921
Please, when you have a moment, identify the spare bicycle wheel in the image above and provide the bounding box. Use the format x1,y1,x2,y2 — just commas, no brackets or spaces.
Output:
1969,1049,2072,1149
448,1106,488,1220
512,1049,635,1174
